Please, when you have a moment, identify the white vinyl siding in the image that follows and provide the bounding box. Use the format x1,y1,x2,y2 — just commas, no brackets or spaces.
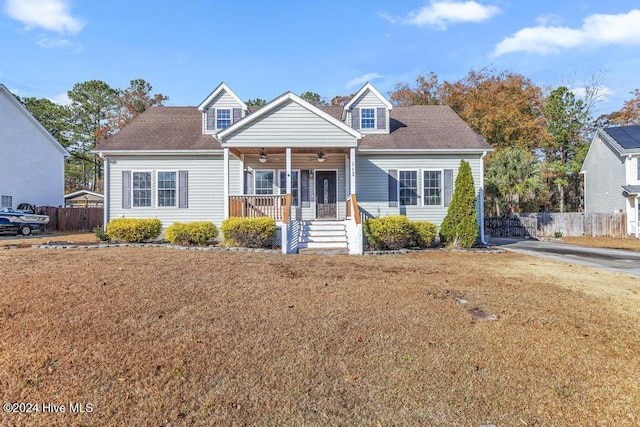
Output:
582,133,627,214
223,101,357,147
106,155,241,227
355,153,484,226
0,88,66,208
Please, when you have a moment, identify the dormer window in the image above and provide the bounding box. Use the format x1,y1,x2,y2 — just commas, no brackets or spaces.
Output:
361,108,375,129
217,109,231,129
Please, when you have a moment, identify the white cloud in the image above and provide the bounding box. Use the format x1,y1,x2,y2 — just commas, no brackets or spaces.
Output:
49,92,71,106
401,1,501,30
534,14,562,26
4,0,84,34
37,35,72,48
571,86,613,102
494,9,640,56
346,73,383,89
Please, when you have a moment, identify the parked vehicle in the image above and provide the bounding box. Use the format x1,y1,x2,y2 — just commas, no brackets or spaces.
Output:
0,203,49,235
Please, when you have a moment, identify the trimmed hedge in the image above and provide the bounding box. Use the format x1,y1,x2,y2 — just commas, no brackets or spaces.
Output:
221,217,276,248
106,218,162,243
364,215,437,250
413,221,438,248
165,221,218,245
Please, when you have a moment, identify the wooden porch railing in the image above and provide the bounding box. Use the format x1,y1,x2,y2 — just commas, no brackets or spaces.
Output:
229,195,287,221
346,193,361,225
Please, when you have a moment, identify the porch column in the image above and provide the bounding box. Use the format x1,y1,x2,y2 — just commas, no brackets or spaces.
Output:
349,147,356,194
285,147,292,194
223,147,229,219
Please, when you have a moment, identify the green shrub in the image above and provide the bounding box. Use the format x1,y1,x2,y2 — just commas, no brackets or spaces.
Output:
413,221,437,248
364,215,415,250
106,218,162,243
93,226,109,242
221,217,276,248
365,216,438,250
165,221,218,245
440,160,478,248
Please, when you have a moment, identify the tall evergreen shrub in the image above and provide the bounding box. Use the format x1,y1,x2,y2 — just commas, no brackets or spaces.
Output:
439,160,478,248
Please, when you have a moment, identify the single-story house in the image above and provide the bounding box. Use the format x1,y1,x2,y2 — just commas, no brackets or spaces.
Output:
96,82,492,253
65,189,104,208
581,125,640,237
0,84,69,209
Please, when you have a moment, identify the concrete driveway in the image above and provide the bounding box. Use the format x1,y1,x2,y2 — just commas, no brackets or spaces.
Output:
489,238,640,277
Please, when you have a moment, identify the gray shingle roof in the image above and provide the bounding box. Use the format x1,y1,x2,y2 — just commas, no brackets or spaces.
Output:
98,104,490,152
361,106,490,150
98,107,219,151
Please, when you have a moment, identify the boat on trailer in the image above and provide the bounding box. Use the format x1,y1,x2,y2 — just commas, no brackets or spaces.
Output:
0,203,49,236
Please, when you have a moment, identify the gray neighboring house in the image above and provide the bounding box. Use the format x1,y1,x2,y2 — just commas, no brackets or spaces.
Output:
581,125,640,237
96,82,492,253
0,84,69,209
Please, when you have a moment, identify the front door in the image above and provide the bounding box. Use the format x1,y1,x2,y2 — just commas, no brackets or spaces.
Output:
315,171,337,218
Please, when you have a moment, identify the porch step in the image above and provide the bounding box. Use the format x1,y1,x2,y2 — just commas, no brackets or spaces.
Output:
298,220,348,252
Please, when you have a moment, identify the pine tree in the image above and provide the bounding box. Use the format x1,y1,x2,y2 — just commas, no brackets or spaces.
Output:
439,160,478,248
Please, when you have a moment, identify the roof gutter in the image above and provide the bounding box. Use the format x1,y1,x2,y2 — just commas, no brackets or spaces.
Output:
357,148,494,154
92,149,224,156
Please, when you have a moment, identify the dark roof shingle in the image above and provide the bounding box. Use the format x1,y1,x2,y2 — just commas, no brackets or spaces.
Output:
99,104,490,152
98,107,219,151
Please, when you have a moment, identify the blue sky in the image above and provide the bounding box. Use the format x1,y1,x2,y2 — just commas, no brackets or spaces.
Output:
1,0,639,116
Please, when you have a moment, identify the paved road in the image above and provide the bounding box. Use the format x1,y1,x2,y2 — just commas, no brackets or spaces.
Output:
489,238,640,277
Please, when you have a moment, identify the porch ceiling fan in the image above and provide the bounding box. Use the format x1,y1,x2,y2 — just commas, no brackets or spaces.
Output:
304,148,327,163
257,148,280,163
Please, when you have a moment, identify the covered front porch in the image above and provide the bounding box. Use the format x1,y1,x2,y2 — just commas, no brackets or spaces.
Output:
221,147,363,254
214,91,364,253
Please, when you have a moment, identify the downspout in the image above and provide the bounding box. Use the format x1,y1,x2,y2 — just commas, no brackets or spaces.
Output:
479,151,487,245
100,153,109,229
636,196,639,239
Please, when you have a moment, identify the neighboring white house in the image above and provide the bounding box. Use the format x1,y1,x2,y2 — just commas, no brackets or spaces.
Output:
97,82,492,253
0,84,69,209
581,125,640,237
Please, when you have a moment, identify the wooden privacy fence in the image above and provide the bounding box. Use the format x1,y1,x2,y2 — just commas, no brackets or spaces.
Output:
41,206,104,232
485,212,627,238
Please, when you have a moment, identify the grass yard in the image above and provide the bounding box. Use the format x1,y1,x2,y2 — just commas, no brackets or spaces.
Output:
562,236,640,252
1,248,639,426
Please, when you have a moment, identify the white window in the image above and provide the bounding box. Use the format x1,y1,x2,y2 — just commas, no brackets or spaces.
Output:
217,109,231,129
279,170,300,206
423,170,442,206
255,171,274,195
399,171,418,206
157,171,176,207
361,108,375,129
1,195,12,209
133,172,152,207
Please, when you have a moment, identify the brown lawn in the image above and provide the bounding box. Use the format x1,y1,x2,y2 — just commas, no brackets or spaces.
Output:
562,236,640,252
1,248,639,426
0,232,98,247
